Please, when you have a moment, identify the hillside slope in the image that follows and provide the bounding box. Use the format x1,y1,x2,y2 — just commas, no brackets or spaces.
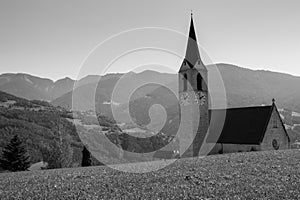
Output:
0,91,174,166
214,64,300,111
0,150,299,199
0,91,83,165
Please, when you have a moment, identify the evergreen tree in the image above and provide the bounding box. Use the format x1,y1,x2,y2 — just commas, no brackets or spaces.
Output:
81,146,92,167
0,135,31,172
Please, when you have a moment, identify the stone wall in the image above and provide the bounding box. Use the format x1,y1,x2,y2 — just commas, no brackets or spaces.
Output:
260,106,290,150
208,143,260,155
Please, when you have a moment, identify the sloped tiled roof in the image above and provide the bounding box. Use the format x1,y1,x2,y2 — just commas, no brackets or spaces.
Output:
206,105,275,144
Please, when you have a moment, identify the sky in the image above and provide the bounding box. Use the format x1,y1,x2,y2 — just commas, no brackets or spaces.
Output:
0,0,299,80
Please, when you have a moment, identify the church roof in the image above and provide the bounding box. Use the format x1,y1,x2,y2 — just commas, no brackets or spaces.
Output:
206,104,280,145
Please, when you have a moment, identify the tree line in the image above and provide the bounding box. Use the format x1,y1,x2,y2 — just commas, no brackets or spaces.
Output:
0,135,92,172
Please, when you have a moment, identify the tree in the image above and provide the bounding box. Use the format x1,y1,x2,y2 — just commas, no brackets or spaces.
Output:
0,135,31,172
40,142,62,169
81,146,92,167
40,137,73,169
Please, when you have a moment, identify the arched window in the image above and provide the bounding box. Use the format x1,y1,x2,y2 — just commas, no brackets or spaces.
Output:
197,73,202,91
183,74,187,91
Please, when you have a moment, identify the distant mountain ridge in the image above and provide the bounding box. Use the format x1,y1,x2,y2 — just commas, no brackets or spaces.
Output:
0,73,75,101
52,63,300,113
1,63,300,112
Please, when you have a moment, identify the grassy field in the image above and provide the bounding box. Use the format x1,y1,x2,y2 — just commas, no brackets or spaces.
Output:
0,149,299,199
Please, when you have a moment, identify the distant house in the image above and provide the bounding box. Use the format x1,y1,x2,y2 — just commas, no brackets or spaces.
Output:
178,14,290,157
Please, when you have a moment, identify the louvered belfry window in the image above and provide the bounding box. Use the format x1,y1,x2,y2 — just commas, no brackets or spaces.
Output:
184,73,187,91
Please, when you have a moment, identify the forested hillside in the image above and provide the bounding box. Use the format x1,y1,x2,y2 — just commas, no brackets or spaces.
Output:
0,91,174,167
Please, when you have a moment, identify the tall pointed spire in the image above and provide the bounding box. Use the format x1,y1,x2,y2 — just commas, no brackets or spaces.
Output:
179,12,205,72
188,11,197,41
184,12,201,67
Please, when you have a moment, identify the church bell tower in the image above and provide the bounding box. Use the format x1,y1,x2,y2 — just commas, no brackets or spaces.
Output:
178,13,209,157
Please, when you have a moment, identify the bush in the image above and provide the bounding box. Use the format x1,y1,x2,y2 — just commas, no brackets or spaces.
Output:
40,137,73,169
81,146,92,167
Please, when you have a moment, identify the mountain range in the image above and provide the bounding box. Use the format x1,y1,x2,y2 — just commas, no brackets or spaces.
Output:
2,64,300,112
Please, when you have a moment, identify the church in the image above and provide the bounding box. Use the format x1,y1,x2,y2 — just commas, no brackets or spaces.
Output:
178,14,290,157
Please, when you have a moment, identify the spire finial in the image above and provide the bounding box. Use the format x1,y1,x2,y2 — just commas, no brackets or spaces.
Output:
272,98,275,104
191,10,193,17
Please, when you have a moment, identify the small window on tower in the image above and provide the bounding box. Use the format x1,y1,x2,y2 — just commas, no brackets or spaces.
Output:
197,73,202,91
184,74,187,91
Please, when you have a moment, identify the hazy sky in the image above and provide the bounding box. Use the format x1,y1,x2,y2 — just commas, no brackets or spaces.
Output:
0,0,299,80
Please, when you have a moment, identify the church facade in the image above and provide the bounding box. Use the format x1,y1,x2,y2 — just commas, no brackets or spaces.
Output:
178,14,290,157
